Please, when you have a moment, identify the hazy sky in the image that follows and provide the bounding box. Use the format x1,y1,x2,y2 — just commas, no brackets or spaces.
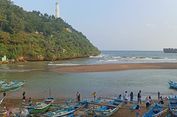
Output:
12,0,177,51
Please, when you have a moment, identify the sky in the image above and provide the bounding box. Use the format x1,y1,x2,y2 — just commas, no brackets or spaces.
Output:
11,0,177,51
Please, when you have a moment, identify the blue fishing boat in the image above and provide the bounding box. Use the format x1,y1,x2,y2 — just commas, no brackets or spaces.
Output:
0,80,24,92
168,96,177,116
143,103,167,117
28,102,51,114
44,100,87,117
44,97,54,104
90,98,123,117
168,80,177,89
44,107,75,117
94,105,118,117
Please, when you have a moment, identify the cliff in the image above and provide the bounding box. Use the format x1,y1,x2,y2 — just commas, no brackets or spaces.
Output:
0,0,100,61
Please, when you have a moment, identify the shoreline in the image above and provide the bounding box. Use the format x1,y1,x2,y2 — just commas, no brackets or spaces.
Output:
0,97,168,117
53,63,177,73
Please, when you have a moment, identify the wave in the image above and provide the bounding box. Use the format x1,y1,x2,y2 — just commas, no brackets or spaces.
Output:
48,63,80,66
98,56,177,63
89,54,105,59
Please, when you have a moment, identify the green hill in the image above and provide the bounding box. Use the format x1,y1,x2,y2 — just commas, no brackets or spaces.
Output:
0,0,100,61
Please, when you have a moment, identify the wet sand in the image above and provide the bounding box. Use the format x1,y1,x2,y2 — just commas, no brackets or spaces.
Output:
53,63,177,73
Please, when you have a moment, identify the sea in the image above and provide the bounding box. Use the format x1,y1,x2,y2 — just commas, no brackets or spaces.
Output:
1,51,177,99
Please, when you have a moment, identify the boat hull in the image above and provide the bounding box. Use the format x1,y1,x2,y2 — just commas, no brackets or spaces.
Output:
169,97,177,116
143,104,166,117
29,103,51,114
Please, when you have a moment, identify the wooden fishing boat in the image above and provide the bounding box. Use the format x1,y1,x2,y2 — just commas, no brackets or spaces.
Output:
143,103,167,117
168,80,177,89
44,107,75,117
0,80,24,92
92,98,123,117
28,102,51,114
44,100,88,117
44,97,54,104
94,105,118,117
169,96,177,116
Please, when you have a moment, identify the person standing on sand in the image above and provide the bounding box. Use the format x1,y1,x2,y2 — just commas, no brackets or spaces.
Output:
158,91,160,100
159,96,164,104
78,92,81,102
22,91,26,102
130,92,133,102
76,92,80,102
118,94,122,100
145,96,150,108
28,97,32,106
124,91,128,104
3,107,10,117
137,90,141,104
92,92,96,101
3,92,6,97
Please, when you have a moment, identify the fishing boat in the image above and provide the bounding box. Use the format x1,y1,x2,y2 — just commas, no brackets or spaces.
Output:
28,102,51,114
94,105,118,117
168,96,177,116
91,98,122,117
0,80,25,92
44,100,88,117
0,80,5,85
44,97,54,104
143,103,167,117
44,107,75,117
168,80,177,89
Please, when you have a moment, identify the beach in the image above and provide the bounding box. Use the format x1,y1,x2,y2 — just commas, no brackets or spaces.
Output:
0,98,168,117
0,62,175,116
53,63,177,73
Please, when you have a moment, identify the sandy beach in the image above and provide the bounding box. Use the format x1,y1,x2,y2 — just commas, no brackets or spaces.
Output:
53,63,177,73
0,98,168,117
0,62,175,116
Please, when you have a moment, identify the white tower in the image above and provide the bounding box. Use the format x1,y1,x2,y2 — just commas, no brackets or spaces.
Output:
55,0,60,18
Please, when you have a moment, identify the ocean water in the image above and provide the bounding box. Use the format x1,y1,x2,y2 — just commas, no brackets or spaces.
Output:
0,51,177,99
48,51,177,66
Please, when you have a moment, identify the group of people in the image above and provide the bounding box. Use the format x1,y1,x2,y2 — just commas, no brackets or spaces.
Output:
120,90,165,117
76,91,96,102
120,90,142,104
1,91,32,117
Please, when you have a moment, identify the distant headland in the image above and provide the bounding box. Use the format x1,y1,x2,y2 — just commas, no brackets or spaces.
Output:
163,48,177,53
0,0,100,62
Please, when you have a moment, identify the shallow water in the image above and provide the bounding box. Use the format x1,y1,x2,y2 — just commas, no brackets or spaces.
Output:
0,62,177,99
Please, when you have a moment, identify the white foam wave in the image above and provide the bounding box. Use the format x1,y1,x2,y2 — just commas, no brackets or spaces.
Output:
89,54,105,59
48,63,80,66
98,56,177,63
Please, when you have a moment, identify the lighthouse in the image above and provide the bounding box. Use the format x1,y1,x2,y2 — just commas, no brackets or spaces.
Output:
55,0,60,18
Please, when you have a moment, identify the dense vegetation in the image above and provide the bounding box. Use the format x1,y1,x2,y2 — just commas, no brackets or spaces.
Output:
0,0,100,61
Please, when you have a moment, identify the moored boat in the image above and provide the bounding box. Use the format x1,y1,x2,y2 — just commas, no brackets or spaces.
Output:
143,103,167,117
44,107,75,117
44,100,87,117
44,97,54,104
168,96,177,116
94,105,118,117
28,102,51,114
168,80,177,89
0,80,25,92
91,98,123,117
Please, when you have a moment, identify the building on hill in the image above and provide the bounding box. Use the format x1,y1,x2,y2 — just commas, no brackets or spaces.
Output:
1,55,7,62
55,0,60,18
